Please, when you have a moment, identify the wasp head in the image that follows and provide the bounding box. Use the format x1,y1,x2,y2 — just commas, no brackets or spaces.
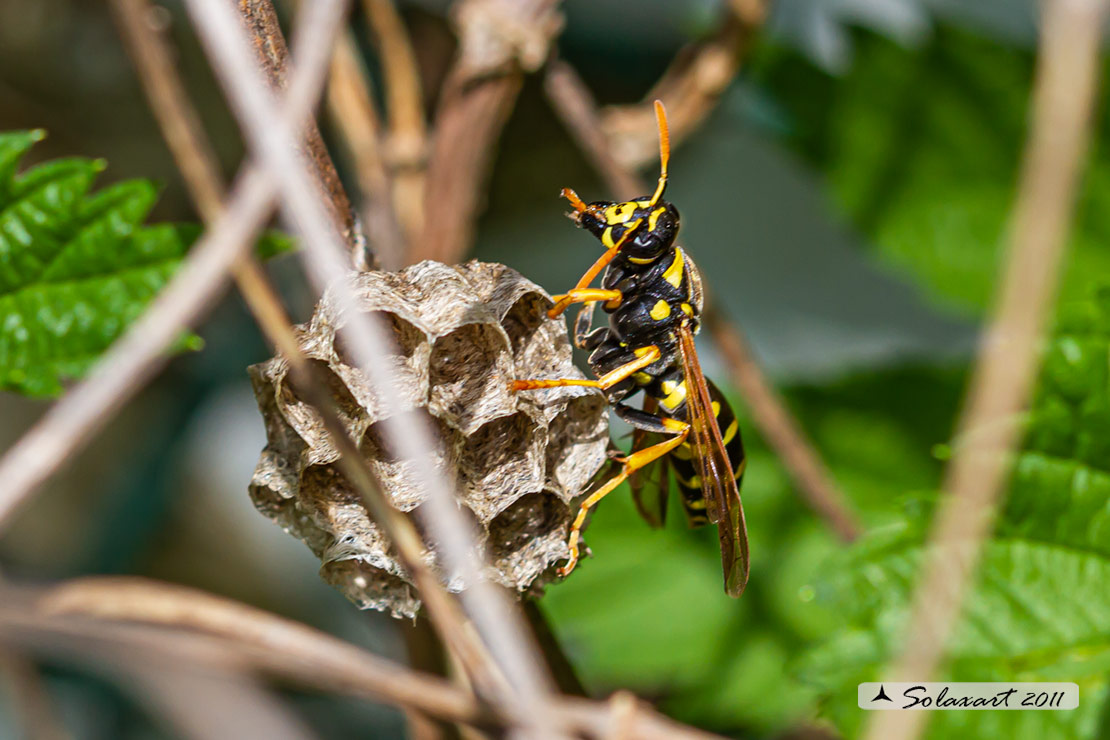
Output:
561,188,679,261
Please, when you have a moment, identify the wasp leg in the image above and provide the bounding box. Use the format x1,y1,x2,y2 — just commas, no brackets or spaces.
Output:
613,403,683,433
577,326,608,352
511,345,660,392
573,301,606,350
548,288,622,319
560,422,690,577
547,220,643,319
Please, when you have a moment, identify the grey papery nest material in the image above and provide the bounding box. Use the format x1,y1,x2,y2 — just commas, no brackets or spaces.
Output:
248,260,610,618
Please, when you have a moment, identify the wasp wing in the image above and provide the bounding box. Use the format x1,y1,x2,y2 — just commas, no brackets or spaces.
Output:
677,323,750,597
629,395,670,528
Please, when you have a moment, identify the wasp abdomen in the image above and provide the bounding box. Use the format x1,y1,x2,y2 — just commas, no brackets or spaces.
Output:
669,379,745,526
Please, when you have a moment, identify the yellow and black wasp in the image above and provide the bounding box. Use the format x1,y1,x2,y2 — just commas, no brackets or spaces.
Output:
513,101,749,597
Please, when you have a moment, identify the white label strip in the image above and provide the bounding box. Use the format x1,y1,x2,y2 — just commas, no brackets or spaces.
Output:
858,683,1079,710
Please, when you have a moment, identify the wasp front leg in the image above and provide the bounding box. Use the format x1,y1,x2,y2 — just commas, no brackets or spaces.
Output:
547,288,622,320
510,345,659,392
546,220,642,319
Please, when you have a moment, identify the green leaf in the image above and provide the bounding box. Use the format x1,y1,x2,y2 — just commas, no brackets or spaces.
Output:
255,229,297,261
0,131,292,398
800,540,1110,738
799,288,1110,738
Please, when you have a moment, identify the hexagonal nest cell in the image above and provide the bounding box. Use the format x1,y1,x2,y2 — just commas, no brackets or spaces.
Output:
249,260,610,619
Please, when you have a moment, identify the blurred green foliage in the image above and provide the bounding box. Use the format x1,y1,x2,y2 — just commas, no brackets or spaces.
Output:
796,288,1110,739
541,290,1110,739
543,19,1110,739
541,366,963,735
756,26,1110,315
0,131,293,397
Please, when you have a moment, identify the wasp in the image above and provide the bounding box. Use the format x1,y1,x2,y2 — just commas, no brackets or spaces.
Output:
512,101,749,597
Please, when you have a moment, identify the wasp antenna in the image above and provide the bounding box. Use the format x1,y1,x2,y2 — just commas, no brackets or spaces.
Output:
561,187,588,213
649,100,670,206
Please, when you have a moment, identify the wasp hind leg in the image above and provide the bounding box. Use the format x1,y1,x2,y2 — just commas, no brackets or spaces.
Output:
560,412,689,577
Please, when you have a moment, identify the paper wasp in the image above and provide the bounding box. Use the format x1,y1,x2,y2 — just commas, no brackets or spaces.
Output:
512,101,749,597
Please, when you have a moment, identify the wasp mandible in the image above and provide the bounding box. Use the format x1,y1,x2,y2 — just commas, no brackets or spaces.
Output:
512,101,749,597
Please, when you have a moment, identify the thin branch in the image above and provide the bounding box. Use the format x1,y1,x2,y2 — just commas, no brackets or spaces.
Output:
411,60,520,265
362,0,428,242
322,28,409,269
3,579,492,730
544,58,861,542
2,577,725,740
545,59,641,199
865,2,1108,739
398,617,456,740
410,0,563,264
3,625,317,740
109,0,224,221
217,0,516,713
110,0,316,369
109,0,496,710
599,0,768,171
116,660,318,740
0,648,67,740
523,602,587,697
705,308,861,541
238,0,370,270
183,0,565,732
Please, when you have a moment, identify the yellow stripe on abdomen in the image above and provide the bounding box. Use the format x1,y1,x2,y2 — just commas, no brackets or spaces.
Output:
722,419,738,445
659,379,687,411
674,470,702,489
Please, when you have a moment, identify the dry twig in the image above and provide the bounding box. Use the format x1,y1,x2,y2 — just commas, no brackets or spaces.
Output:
599,0,768,170
544,60,642,200
109,0,295,337
362,0,428,241
0,648,67,740
115,660,318,740
544,57,861,542
398,618,456,740
865,2,1109,739
182,0,565,732
321,28,409,269
0,577,724,740
1,579,493,730
238,0,369,270
411,0,563,264
109,0,501,710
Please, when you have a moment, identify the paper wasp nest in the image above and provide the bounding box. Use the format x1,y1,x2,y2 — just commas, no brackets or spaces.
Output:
248,261,609,618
